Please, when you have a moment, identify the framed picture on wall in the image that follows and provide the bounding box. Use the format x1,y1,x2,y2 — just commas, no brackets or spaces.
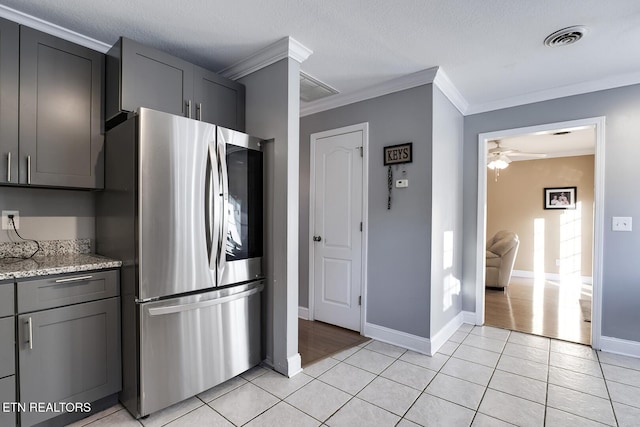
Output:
544,187,577,209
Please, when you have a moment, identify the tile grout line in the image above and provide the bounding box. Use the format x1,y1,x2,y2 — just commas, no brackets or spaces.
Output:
597,350,619,427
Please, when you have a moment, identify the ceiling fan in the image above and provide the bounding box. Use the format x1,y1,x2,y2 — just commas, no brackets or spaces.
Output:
487,141,547,170
487,140,547,181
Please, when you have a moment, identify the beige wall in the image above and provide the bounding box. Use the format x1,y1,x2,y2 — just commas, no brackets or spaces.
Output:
487,155,594,277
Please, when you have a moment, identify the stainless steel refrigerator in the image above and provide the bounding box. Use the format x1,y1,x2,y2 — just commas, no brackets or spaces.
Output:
96,108,264,418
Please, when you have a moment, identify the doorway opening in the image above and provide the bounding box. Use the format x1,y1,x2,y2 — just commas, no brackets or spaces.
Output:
476,117,605,348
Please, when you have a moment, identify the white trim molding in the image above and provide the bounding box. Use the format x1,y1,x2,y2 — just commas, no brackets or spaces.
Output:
476,117,606,349
0,4,110,52
364,323,431,355
298,306,309,320
430,312,465,355
301,66,467,121
301,67,438,117
467,71,640,115
220,37,312,81
433,68,469,115
286,353,303,378
600,336,640,358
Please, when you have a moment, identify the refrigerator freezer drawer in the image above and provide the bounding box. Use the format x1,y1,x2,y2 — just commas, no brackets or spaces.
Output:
138,282,263,417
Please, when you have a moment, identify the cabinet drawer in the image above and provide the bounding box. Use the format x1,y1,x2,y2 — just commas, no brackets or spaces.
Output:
0,317,14,378
0,282,14,317
18,270,119,313
0,375,16,427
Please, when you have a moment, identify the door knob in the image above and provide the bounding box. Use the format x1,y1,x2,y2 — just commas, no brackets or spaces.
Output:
313,236,322,242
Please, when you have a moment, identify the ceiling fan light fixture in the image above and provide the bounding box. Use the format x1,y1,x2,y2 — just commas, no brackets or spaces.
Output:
487,156,510,170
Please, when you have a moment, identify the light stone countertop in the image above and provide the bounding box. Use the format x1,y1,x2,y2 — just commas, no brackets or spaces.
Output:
0,253,122,281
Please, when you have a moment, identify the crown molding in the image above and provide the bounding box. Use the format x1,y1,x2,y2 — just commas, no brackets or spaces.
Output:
432,68,469,115
0,4,110,52
220,36,313,81
467,70,640,115
300,67,440,117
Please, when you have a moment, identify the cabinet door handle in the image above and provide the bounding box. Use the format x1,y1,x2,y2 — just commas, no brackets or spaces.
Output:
27,317,33,350
6,152,11,182
197,103,203,121
54,275,93,283
186,100,192,118
27,155,31,184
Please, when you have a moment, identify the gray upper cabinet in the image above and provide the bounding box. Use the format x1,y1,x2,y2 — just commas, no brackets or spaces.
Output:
19,26,104,189
106,37,245,131
194,65,245,131
108,37,193,119
0,18,19,185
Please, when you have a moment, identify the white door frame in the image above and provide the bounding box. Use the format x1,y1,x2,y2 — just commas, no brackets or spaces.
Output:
476,116,606,349
308,122,369,333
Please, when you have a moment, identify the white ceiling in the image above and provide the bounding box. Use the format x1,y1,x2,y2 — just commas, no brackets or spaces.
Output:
2,0,640,114
488,126,595,161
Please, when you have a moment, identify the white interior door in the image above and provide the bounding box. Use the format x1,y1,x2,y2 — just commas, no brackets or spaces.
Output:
311,127,364,331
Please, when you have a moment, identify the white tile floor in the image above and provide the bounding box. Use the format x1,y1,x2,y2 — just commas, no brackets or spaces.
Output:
68,324,640,426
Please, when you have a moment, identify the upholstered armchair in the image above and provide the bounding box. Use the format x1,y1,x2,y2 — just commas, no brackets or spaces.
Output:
485,231,520,289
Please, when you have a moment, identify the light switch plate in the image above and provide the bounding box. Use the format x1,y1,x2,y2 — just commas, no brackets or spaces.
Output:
2,210,19,230
396,179,408,188
612,216,632,231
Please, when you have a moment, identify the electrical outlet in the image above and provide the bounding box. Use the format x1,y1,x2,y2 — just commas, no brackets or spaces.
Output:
612,216,632,232
2,210,19,230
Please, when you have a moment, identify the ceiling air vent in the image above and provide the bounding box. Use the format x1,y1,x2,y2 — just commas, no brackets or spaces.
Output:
300,71,339,102
544,26,588,47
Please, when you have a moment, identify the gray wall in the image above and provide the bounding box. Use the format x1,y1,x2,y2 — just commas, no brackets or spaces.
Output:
300,85,433,338
430,86,464,334
462,84,640,342
0,187,95,243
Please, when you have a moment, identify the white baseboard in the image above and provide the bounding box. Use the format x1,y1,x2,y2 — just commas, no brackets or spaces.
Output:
364,322,431,355
512,270,593,284
286,353,303,378
600,336,640,358
430,313,464,355
298,306,309,320
462,310,477,325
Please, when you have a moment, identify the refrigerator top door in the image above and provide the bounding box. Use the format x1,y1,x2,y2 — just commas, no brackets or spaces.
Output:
138,108,216,300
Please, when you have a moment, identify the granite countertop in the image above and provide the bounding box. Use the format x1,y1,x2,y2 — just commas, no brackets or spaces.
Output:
0,239,122,281
0,253,122,281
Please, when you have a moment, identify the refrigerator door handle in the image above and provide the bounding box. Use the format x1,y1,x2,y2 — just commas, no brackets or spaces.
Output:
147,284,263,316
205,142,220,266
216,139,229,280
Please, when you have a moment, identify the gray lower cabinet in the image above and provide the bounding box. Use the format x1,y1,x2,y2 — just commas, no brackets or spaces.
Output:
106,37,245,131
0,376,16,427
0,316,15,379
19,26,104,189
0,17,19,185
18,297,121,427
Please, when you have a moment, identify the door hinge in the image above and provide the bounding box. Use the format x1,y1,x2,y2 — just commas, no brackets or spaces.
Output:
360,222,363,232
358,296,362,306
359,146,363,157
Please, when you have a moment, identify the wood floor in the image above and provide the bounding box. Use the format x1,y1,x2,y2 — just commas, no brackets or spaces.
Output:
298,319,370,366
485,276,592,345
